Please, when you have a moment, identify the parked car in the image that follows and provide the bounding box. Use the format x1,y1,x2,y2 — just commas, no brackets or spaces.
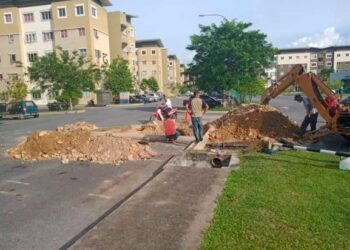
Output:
140,94,154,103
0,101,39,119
129,95,144,103
148,93,161,102
47,102,69,111
200,94,222,108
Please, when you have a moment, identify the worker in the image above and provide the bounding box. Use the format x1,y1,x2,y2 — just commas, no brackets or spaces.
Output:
294,94,319,136
185,90,209,143
163,113,180,143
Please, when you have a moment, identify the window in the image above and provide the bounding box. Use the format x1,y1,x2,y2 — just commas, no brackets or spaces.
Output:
311,62,317,67
152,70,157,76
23,13,34,22
8,34,14,44
75,4,84,16
28,53,38,62
169,62,173,66
78,28,85,36
337,53,341,57
304,55,308,59
326,53,332,58
41,11,52,20
289,56,292,59
9,54,16,64
91,5,97,18
25,32,36,43
151,49,156,55
152,61,156,65
326,62,332,66
280,56,284,60
95,49,101,59
57,7,67,18
142,61,146,65
296,56,300,59
141,50,147,55
61,30,68,38
0,74,3,81
93,29,99,39
32,91,41,100
43,32,54,41
347,53,350,57
79,49,87,57
4,13,13,24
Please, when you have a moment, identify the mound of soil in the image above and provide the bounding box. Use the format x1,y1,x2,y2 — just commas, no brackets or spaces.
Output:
139,120,193,136
9,123,155,165
208,104,299,143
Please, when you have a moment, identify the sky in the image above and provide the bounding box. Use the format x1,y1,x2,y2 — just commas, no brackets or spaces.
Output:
107,0,350,64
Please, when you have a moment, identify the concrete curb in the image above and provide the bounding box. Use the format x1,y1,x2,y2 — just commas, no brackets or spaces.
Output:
107,103,145,108
40,110,86,116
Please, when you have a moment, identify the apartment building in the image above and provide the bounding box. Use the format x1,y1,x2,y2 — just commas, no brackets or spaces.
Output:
108,11,138,81
167,55,181,86
276,46,350,80
0,0,112,104
136,39,168,92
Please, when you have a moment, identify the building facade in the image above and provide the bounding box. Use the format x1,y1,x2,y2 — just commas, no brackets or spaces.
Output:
167,55,181,87
108,11,138,82
276,46,350,80
0,0,112,104
136,39,168,93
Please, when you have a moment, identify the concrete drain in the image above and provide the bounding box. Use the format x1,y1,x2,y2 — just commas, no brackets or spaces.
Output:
168,150,239,169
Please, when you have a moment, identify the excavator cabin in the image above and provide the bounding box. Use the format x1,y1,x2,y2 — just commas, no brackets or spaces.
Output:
261,64,350,136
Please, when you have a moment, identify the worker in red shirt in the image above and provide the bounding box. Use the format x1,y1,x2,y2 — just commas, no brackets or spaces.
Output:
163,114,180,143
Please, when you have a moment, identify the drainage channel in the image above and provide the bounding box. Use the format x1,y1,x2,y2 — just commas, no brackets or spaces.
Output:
59,155,175,250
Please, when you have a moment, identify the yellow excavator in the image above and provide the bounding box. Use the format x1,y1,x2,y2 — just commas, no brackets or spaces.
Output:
261,64,350,137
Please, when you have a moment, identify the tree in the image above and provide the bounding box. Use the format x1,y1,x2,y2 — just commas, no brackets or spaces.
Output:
104,57,134,95
140,77,159,93
320,68,334,82
178,84,197,94
327,80,344,92
0,80,28,102
28,48,100,110
187,20,276,94
236,77,265,103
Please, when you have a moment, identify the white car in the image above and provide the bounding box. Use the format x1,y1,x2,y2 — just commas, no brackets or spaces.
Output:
148,93,161,102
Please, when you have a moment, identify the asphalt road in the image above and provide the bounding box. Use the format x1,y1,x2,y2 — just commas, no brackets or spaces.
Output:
0,96,348,249
0,98,219,250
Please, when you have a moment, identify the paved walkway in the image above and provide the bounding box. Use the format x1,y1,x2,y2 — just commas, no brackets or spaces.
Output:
72,166,230,250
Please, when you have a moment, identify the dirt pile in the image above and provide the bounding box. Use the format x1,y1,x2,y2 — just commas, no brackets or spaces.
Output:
9,123,155,165
208,104,299,143
139,120,193,136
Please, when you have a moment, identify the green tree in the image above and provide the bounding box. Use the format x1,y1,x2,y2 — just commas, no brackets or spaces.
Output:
140,77,159,93
187,20,276,93
0,80,28,102
28,48,100,110
236,77,265,103
327,80,344,92
178,84,196,94
104,57,134,95
320,68,334,82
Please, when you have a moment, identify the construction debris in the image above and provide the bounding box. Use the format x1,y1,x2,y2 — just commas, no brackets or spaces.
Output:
8,122,155,165
208,104,299,144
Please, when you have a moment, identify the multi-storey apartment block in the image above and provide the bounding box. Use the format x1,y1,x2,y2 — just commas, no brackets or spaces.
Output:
0,0,112,104
276,46,350,79
167,54,181,86
108,11,138,81
136,39,168,93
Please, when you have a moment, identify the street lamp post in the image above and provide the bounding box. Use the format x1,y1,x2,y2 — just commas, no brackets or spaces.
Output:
198,14,228,22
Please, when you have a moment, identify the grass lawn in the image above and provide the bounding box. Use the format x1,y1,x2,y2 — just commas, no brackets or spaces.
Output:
201,151,350,250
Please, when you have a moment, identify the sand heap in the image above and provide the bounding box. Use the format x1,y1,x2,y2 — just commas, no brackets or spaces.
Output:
138,120,193,136
9,122,155,165
208,104,299,143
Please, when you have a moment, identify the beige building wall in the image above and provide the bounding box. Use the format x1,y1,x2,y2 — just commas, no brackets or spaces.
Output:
167,55,181,86
334,49,350,72
108,11,137,81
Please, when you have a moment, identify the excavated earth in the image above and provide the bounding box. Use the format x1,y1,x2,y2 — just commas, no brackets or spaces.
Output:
8,122,155,165
208,104,299,144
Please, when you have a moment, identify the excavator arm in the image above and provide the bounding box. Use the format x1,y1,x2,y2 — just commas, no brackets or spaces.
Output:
261,64,339,126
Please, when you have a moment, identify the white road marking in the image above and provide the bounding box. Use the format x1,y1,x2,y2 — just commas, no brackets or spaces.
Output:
88,193,111,199
6,180,30,185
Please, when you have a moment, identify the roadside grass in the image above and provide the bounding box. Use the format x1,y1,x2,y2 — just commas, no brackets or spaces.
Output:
201,151,350,250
